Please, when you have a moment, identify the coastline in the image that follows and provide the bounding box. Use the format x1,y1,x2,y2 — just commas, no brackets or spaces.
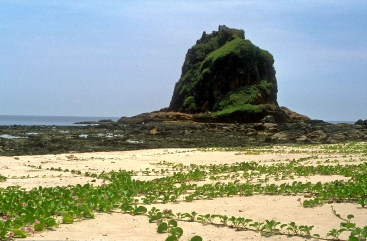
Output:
0,115,120,126
1,121,366,156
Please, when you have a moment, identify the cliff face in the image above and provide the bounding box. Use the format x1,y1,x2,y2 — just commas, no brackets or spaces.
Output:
168,25,279,122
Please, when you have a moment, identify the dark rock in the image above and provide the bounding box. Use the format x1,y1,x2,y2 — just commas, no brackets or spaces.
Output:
74,119,116,125
245,128,258,136
149,126,166,135
114,26,312,124
252,123,265,131
261,115,275,124
355,119,364,125
1,117,366,156
355,119,367,127
165,25,309,123
168,25,278,113
296,135,311,143
117,111,193,124
326,134,347,143
308,130,329,142
279,106,311,123
305,119,325,124
264,136,277,143
272,132,288,141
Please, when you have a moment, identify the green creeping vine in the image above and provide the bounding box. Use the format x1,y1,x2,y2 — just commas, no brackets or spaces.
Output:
328,206,367,241
147,206,366,240
0,174,6,182
0,142,366,240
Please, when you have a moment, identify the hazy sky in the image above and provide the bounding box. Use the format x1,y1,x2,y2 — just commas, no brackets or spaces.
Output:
1,1,366,120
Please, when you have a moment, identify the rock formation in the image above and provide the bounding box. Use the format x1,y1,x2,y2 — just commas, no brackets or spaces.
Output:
118,25,310,124
167,25,298,123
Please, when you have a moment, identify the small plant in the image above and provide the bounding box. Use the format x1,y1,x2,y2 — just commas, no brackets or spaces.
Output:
357,196,367,208
181,211,198,222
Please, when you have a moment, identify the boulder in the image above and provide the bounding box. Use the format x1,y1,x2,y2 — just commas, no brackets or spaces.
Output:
261,115,275,123
279,106,311,123
355,119,364,125
168,25,280,122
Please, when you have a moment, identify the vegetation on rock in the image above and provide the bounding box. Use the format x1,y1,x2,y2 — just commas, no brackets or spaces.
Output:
168,25,280,122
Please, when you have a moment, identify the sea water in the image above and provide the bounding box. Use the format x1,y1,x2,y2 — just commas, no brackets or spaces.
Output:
326,120,355,124
0,115,120,126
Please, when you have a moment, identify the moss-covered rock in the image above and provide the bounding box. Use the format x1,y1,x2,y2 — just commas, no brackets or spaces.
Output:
168,25,281,122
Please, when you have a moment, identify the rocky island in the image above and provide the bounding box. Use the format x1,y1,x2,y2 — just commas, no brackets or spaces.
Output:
121,25,310,124
169,25,288,123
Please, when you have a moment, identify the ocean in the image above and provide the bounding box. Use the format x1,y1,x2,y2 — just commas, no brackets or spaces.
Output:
326,121,355,124
0,115,120,126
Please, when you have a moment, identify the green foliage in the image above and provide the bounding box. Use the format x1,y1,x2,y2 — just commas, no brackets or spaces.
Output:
190,236,203,241
62,212,74,224
213,104,259,117
1,142,367,240
169,26,277,114
158,222,168,233
202,38,258,67
216,86,258,109
0,174,7,182
182,96,196,111
258,79,273,95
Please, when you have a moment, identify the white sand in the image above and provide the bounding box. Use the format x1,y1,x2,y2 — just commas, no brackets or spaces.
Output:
1,147,366,241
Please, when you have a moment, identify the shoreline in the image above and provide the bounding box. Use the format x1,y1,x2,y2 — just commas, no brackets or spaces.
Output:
1,121,366,156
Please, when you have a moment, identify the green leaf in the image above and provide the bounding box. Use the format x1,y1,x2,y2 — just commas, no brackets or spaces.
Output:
345,223,356,229
12,219,25,229
361,227,367,238
348,237,359,241
190,236,203,241
133,206,147,215
168,219,178,227
158,222,168,233
170,227,183,238
84,210,95,218
185,196,193,202
166,236,178,241
62,213,74,224
280,224,287,229
149,216,160,223
13,229,27,238
45,217,58,227
34,223,45,231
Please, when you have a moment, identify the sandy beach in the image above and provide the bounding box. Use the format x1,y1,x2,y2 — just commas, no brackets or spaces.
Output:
1,144,366,241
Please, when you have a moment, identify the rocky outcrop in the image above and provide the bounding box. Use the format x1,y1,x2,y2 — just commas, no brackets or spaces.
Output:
164,25,311,123
117,106,311,124
355,119,367,127
115,26,313,124
1,122,366,155
167,25,283,122
279,106,311,123
261,115,275,124
117,111,193,124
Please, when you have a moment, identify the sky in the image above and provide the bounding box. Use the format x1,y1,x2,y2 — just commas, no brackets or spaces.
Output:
1,0,366,121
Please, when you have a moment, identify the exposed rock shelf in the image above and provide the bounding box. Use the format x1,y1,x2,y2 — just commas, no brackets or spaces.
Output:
1,122,366,156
